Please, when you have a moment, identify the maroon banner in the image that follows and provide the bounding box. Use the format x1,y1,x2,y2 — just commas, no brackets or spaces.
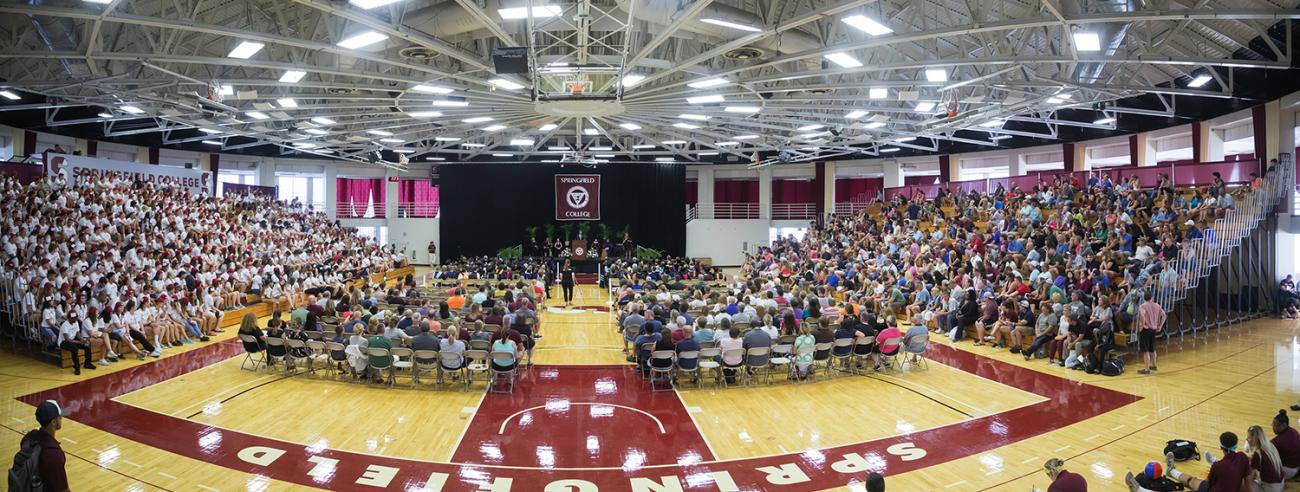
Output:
555,173,600,220
222,182,278,199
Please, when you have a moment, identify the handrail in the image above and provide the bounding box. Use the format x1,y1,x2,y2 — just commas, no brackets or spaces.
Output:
686,202,761,220
771,203,817,220
395,202,440,218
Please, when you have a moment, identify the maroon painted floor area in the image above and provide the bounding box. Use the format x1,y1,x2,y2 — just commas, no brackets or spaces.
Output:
17,340,1140,491
452,365,713,468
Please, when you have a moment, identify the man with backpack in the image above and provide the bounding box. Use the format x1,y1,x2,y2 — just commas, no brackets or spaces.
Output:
9,400,69,492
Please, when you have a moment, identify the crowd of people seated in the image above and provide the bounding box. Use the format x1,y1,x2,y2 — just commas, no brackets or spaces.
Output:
608,167,1268,384
602,256,720,289
431,256,553,281
0,173,401,374
236,274,548,385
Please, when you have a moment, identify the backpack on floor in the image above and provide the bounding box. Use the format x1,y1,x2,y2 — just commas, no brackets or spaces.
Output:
7,432,44,492
1135,473,1183,491
1101,358,1125,376
1163,440,1200,461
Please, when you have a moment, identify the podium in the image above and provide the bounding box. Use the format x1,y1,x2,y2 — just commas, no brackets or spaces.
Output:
569,239,588,260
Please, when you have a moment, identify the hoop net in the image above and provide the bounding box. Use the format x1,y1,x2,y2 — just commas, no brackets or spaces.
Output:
206,80,224,103
565,79,592,95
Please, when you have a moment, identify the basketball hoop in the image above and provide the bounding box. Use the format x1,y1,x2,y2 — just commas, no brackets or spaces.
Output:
565,79,591,95
946,93,959,119
206,79,224,103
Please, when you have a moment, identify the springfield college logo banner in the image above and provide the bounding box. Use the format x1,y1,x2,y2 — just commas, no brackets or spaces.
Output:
555,174,600,220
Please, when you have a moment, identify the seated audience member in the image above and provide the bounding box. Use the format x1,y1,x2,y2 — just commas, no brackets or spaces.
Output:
490,327,519,372
1040,458,1087,492
1246,424,1284,492
238,312,266,350
1163,432,1251,492
865,472,885,492
365,324,394,382
1272,410,1300,479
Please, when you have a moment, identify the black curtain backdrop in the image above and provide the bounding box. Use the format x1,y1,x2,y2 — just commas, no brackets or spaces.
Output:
440,163,685,258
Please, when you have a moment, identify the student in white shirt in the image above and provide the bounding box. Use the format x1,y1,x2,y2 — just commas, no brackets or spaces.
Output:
57,312,94,375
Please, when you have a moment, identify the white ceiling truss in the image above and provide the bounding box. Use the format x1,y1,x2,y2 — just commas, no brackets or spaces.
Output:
0,0,1295,167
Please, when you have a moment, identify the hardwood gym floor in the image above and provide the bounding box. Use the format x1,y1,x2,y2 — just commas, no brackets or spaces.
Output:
0,284,1296,491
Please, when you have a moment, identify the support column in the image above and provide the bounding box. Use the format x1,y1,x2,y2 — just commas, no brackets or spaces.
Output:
757,167,772,219
883,160,903,188
1064,143,1088,172
939,155,960,182
1010,153,1026,177
1206,127,1225,162
10,128,27,157
257,157,276,187
1135,133,1157,167
821,161,836,218
148,147,160,165
383,173,398,219
697,168,715,219
1255,102,1284,172
1193,121,1208,163
74,138,89,156
325,166,338,220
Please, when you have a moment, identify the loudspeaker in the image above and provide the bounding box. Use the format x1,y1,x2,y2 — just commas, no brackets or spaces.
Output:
492,47,529,74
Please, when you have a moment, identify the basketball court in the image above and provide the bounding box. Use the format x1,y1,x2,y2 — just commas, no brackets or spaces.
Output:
0,284,1292,491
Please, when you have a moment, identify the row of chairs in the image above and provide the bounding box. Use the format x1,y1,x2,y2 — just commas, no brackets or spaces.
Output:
640,332,928,389
238,334,523,392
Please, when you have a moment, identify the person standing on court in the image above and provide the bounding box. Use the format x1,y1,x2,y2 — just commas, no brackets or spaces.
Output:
11,400,70,492
1137,290,1165,375
560,260,575,308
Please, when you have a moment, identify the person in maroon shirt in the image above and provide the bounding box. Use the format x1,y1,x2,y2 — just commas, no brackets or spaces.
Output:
1042,458,1088,492
18,400,70,492
1271,410,1300,479
1165,432,1251,492
1247,425,1284,491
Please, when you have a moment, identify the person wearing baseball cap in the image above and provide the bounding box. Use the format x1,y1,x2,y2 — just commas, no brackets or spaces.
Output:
16,400,70,492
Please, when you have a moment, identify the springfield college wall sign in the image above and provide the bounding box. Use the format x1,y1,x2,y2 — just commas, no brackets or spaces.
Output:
555,174,600,220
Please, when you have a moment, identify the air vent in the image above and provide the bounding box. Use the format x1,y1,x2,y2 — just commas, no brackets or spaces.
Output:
326,87,355,95
400,47,438,59
725,47,763,60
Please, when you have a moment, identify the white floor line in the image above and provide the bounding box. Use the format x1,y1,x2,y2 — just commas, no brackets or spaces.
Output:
156,471,178,480
121,459,142,468
1054,445,1072,452
1020,455,1041,464
444,390,488,462
674,387,721,461
196,484,219,492
945,480,968,488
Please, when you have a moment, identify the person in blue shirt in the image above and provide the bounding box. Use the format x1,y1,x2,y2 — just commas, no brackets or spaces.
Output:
1185,220,1203,240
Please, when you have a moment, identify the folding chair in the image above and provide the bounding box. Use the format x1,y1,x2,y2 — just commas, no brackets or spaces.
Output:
238,334,266,371
464,350,490,388
488,351,517,393
263,337,290,374
284,338,309,374
769,343,793,381
676,350,700,387
468,339,491,352
325,341,348,378
390,347,414,384
811,342,833,382
438,352,467,388
900,333,930,369
649,350,676,391
697,347,722,387
720,348,745,387
412,349,439,387
365,347,395,386
793,344,814,382
876,335,903,371
831,338,854,374
744,347,771,385
305,340,333,376
850,335,876,375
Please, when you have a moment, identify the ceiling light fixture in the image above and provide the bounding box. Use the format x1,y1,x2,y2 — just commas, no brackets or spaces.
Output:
246,111,270,120
379,138,404,143
219,85,234,96
97,112,113,118
678,114,710,121
367,129,394,136
868,88,888,99
201,140,222,146
824,52,863,68
304,128,329,135
199,128,223,134
724,106,761,113
279,71,307,83
734,134,759,140
687,77,729,89
619,123,642,130
276,98,298,108
699,151,719,156
590,146,613,151
461,143,485,148
435,137,461,142
893,136,916,142
1093,116,1116,125
510,138,535,146
991,135,1012,141
633,144,656,149
700,18,762,32
914,102,936,112
841,15,893,36
880,147,901,153
978,119,1005,128
432,100,469,107
349,0,404,9
463,117,493,123
337,30,389,49
583,128,599,135
227,41,265,59
845,110,869,119
498,5,562,19
119,105,144,114
716,141,739,146
488,78,526,90
619,74,646,88
310,117,336,125
864,121,887,129
797,124,824,131
686,95,725,104
548,146,569,151
538,123,559,131
1187,74,1213,88
655,157,675,162
673,123,700,129
1072,31,1102,52
411,84,454,94
924,69,948,82
662,140,687,145
407,111,443,118
481,125,507,132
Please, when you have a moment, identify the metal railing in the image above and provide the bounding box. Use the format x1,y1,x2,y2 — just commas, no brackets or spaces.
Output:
1148,155,1291,338
395,202,440,218
335,202,386,219
686,202,761,220
771,203,817,220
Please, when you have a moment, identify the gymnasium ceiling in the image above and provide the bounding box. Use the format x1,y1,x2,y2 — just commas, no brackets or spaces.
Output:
1,0,1299,168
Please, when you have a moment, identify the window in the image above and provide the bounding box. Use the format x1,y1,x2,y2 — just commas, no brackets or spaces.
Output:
216,173,254,197
310,176,326,211
354,226,389,245
277,175,310,205
769,227,807,244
